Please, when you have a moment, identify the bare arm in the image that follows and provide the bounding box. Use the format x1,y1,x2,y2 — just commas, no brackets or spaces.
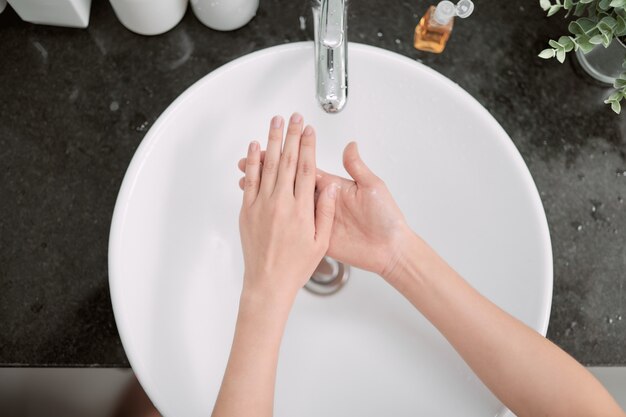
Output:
237,140,625,417
211,290,292,417
213,114,337,417
385,230,625,417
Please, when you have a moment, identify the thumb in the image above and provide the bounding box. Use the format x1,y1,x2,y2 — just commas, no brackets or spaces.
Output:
343,142,379,186
315,183,338,245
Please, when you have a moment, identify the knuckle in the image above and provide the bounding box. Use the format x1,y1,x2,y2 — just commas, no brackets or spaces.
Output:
263,160,279,174
301,134,315,145
287,125,301,135
268,132,282,142
244,178,259,189
283,152,297,168
299,160,314,176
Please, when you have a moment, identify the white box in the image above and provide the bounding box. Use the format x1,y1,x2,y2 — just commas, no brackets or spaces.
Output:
7,0,91,28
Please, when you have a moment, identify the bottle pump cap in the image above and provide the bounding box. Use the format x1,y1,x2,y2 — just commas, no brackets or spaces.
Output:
433,0,474,24
455,0,474,18
433,1,455,25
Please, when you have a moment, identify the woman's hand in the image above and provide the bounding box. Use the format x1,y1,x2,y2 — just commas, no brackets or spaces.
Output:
239,141,409,281
213,114,337,417
313,143,410,279
239,113,337,302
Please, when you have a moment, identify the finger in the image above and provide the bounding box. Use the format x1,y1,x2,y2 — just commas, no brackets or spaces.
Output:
276,112,304,194
243,141,262,205
343,142,380,186
260,115,285,195
315,183,338,245
316,168,354,194
238,151,266,172
295,125,316,201
239,177,245,190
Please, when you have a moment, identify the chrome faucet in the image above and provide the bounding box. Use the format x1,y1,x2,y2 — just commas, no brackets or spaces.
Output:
312,0,348,113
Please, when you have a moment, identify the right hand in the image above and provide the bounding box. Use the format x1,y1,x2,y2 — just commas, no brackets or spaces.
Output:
238,141,410,280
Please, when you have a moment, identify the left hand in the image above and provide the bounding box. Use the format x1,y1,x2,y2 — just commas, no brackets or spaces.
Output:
239,113,338,303
238,142,410,281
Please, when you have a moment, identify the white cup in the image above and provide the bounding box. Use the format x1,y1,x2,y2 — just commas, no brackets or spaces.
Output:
191,0,258,31
109,0,188,36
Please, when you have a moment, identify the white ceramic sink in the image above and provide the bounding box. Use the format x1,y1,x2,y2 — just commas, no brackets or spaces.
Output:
109,42,552,417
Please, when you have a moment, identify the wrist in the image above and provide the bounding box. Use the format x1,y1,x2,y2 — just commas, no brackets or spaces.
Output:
381,228,435,292
239,279,296,319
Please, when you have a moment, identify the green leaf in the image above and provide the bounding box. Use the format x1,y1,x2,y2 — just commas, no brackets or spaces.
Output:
540,0,552,10
589,34,605,44
610,0,626,7
547,4,562,15
574,2,588,16
538,48,557,58
556,48,567,62
559,36,575,51
576,35,596,52
615,15,626,36
611,100,621,114
549,39,562,48
599,0,612,10
569,18,597,35
599,16,617,30
607,91,622,101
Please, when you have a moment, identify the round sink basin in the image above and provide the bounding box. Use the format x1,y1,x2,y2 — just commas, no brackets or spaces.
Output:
109,42,552,417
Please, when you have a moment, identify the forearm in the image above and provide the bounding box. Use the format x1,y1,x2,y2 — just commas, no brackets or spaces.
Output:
387,231,624,417
211,285,293,417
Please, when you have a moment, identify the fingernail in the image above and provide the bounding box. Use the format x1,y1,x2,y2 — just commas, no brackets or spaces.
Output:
290,112,302,123
328,183,338,199
249,141,259,151
271,115,283,129
303,125,314,136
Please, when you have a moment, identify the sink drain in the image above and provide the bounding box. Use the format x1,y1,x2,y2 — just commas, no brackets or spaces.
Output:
304,257,350,296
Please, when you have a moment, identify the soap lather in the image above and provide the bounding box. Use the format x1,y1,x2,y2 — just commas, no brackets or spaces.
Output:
414,0,474,53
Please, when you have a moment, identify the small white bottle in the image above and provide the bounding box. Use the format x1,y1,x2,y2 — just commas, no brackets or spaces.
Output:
191,0,258,31
7,0,91,27
109,0,188,36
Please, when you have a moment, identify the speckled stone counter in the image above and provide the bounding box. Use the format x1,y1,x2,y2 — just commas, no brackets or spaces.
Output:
0,0,624,366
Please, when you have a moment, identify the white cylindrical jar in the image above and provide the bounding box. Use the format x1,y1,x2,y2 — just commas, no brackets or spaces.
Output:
109,0,188,36
7,0,91,27
191,0,258,31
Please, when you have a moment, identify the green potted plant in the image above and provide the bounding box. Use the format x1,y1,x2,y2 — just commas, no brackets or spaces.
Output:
538,0,626,114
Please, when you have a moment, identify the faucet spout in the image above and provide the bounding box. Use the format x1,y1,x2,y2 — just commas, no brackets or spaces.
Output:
313,0,348,113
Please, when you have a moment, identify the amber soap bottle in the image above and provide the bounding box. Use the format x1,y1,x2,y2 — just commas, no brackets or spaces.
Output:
414,0,474,53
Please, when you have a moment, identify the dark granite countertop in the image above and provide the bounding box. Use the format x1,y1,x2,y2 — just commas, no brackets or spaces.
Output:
0,0,624,367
